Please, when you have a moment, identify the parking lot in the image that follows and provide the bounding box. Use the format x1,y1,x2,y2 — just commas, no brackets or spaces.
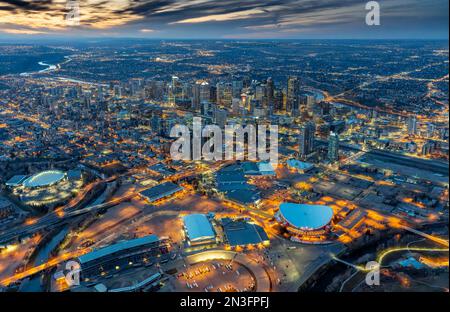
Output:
170,260,256,292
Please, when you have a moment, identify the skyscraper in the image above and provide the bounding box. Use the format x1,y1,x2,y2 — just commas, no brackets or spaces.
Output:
306,95,316,111
407,115,417,136
328,131,339,162
287,76,300,114
216,82,232,107
232,79,244,98
199,81,211,104
274,89,284,111
299,121,315,159
266,77,274,101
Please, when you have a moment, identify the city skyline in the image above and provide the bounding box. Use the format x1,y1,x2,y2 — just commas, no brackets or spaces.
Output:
0,39,448,294
0,0,448,298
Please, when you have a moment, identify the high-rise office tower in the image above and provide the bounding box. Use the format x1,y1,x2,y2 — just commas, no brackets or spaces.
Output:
216,82,232,107
232,79,244,98
306,95,316,111
168,76,181,105
192,83,201,111
274,89,284,111
426,122,435,138
407,115,417,135
328,131,339,162
299,121,315,159
199,81,211,104
287,76,300,114
266,77,274,100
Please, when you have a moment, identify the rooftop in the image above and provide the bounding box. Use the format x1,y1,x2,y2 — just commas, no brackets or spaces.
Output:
278,203,334,231
139,182,183,202
225,189,261,205
216,170,246,184
22,170,66,188
78,235,160,264
286,159,314,171
183,214,215,242
5,175,28,186
221,218,269,247
257,162,276,175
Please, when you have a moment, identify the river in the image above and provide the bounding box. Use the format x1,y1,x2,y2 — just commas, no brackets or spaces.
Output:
19,227,69,292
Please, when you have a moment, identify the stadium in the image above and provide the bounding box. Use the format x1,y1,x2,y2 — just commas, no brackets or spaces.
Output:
276,203,334,243
6,169,84,207
22,170,67,189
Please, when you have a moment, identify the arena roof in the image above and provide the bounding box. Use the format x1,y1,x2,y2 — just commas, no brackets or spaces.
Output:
78,235,160,264
22,170,66,188
183,214,215,243
278,203,334,231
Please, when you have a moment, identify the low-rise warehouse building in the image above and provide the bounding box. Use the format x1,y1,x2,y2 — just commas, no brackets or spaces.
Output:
182,214,216,247
77,235,170,281
139,182,183,203
220,217,270,248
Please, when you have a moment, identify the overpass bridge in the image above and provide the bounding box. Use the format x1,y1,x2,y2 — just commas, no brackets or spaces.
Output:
401,226,449,248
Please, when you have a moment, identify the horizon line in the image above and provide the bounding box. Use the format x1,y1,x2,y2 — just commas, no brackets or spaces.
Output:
0,36,449,42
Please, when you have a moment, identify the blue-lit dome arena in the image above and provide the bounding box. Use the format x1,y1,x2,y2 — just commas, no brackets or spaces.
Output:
277,203,334,231
10,169,84,207
22,170,67,188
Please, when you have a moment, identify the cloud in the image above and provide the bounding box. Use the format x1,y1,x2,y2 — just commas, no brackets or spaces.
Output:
0,27,48,34
0,0,447,38
170,8,268,24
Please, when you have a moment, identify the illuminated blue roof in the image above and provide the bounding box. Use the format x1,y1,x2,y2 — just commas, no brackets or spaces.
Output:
257,162,275,174
286,159,314,171
279,203,333,230
22,170,66,188
183,214,215,242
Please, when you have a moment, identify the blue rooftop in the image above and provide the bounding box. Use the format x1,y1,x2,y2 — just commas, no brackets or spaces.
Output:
221,218,269,247
225,189,261,205
183,214,215,242
22,170,66,188
286,159,314,171
279,203,333,230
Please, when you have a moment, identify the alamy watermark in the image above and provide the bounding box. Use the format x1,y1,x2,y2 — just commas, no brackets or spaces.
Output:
64,260,81,287
365,261,380,286
65,0,80,26
170,117,279,165
366,1,381,26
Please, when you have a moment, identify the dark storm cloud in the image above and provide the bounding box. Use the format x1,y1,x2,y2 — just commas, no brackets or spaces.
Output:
120,0,362,23
0,0,52,11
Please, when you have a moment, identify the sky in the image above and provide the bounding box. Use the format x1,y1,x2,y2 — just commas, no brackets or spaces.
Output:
0,0,448,39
